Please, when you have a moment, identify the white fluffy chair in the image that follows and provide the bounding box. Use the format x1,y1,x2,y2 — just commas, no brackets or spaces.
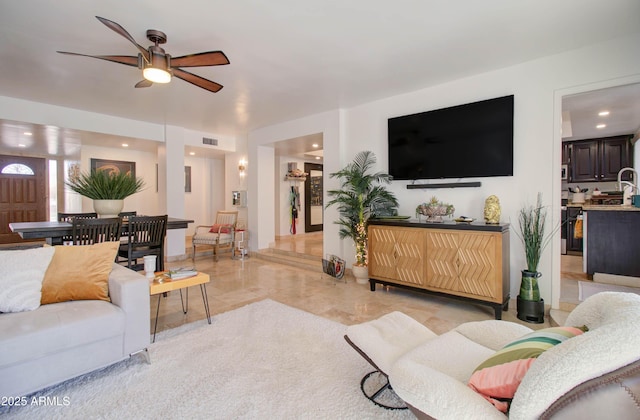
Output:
345,292,640,419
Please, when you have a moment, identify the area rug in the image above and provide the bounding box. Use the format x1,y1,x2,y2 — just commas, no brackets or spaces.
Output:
1,299,412,419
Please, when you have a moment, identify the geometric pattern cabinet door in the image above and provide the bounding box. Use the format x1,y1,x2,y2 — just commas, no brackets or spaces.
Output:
369,225,425,287
457,232,501,302
426,230,501,302
425,230,459,291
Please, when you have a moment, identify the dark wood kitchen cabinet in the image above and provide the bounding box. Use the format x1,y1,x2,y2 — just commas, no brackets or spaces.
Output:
568,135,632,183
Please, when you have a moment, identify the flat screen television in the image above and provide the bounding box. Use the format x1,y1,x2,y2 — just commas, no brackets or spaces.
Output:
387,95,514,181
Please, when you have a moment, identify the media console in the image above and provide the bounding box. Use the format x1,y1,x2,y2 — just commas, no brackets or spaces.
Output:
368,219,510,319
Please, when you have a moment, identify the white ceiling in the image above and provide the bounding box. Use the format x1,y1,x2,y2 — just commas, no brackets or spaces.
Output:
0,0,639,159
562,83,640,142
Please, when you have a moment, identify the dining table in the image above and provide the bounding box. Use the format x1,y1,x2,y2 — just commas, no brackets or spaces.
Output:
9,217,194,245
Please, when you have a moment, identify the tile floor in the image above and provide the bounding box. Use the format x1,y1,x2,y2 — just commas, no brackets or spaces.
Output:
156,232,551,337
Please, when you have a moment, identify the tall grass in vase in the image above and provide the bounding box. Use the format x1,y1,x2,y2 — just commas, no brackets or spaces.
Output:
516,193,553,302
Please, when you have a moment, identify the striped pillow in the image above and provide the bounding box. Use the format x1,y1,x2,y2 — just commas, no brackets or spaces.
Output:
468,326,586,413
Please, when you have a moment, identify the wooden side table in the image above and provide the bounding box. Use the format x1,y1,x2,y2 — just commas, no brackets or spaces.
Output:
149,272,211,342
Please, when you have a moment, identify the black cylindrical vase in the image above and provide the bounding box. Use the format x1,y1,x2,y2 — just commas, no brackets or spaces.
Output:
517,295,545,324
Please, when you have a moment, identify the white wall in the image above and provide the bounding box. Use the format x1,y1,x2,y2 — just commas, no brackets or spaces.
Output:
248,32,640,308
79,145,160,216
184,155,225,229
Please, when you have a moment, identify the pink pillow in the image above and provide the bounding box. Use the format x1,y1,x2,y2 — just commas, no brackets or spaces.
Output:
468,326,586,412
209,224,232,234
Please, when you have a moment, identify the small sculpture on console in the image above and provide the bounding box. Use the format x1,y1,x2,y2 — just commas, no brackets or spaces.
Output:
484,195,501,224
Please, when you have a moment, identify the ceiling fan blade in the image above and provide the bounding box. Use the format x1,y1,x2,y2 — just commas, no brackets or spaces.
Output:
171,51,230,67
173,68,223,93
135,80,153,88
57,51,139,67
95,16,149,62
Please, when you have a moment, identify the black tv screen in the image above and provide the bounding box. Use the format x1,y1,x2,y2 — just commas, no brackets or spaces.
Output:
388,95,514,180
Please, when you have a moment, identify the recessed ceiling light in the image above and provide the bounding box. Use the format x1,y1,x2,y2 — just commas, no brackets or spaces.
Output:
23,132,32,136
18,144,26,148
312,143,319,148
315,156,321,160
596,124,606,129
598,111,610,116
122,143,129,147
189,152,195,156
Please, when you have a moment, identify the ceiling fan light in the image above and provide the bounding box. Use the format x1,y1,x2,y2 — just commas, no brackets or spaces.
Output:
143,67,171,84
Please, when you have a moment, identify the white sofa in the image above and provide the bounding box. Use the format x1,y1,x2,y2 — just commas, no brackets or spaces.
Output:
346,292,640,419
0,263,150,397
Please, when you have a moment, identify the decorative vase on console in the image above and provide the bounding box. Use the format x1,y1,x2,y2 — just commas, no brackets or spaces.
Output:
416,196,455,222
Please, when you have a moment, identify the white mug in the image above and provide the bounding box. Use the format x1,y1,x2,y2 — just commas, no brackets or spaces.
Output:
143,255,157,279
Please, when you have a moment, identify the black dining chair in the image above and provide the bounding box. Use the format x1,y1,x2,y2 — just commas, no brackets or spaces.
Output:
71,217,122,245
58,212,98,245
117,211,138,246
118,211,137,221
118,215,168,272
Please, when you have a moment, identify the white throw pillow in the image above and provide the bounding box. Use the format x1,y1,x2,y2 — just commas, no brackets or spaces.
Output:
0,247,55,313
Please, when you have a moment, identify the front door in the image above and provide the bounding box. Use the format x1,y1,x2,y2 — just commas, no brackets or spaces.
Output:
0,155,48,244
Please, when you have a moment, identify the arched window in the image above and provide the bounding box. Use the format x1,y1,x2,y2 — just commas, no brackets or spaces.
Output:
1,163,35,175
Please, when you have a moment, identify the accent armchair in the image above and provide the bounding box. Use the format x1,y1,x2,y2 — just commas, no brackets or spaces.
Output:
345,292,640,419
192,210,238,262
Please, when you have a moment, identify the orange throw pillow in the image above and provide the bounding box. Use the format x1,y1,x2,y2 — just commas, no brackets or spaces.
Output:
41,241,119,304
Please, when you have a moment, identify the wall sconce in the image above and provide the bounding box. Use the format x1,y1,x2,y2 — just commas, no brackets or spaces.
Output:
238,159,247,177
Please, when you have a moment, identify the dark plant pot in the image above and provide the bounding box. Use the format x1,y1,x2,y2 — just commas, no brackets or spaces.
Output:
519,270,541,301
517,295,545,324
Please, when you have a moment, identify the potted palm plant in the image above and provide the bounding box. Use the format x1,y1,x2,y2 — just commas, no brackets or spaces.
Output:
515,193,556,323
65,170,145,218
326,151,398,284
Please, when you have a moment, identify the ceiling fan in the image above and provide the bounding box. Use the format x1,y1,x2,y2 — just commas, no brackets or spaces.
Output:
58,16,229,93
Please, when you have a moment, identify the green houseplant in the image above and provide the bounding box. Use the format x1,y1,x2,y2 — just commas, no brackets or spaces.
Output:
326,151,398,280
66,170,145,217
515,193,559,323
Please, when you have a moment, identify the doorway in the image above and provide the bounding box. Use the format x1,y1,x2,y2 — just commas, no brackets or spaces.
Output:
0,155,48,244
557,80,640,306
304,162,323,232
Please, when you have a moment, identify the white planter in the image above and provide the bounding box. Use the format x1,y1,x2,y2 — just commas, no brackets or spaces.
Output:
93,199,124,218
351,265,369,285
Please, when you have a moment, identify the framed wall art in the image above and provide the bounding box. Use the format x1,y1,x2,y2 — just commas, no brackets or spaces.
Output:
90,158,136,178
185,166,192,193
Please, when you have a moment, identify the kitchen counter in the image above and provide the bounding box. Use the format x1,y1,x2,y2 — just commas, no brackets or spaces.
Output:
567,203,640,211
584,210,640,277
